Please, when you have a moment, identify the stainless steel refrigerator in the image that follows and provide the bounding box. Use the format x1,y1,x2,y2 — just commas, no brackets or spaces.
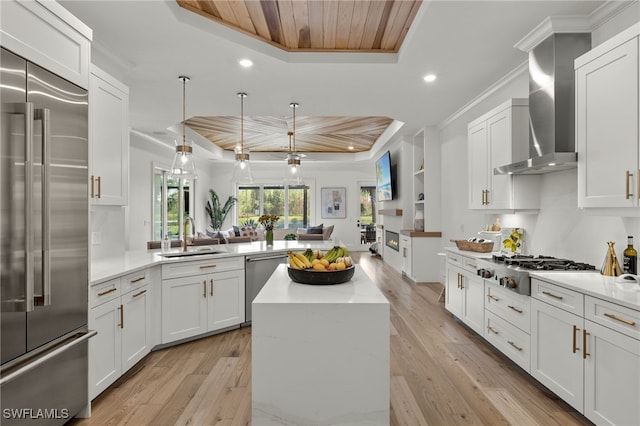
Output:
1,47,95,424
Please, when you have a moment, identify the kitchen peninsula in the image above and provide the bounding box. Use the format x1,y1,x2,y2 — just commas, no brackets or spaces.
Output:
252,264,390,425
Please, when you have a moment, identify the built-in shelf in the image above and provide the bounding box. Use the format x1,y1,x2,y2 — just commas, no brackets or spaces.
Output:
378,209,403,216
400,230,442,238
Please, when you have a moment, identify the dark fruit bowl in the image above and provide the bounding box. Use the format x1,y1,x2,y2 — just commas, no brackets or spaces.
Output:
287,265,355,285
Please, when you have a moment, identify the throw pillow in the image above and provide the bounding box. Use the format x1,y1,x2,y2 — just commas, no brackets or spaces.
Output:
233,225,241,237
307,224,323,235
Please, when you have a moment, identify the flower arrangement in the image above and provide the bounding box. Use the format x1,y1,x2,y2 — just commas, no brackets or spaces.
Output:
258,214,279,231
503,228,523,253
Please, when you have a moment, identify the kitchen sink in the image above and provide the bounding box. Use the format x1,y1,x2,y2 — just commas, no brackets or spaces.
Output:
159,247,227,258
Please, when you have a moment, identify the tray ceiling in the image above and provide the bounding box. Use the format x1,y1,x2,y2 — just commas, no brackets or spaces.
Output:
186,115,394,153
176,0,422,53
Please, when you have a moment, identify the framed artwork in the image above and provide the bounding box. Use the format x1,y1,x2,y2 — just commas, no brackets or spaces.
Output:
321,187,346,219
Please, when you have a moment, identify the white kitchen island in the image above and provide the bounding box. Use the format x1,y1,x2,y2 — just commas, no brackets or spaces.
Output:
252,264,390,425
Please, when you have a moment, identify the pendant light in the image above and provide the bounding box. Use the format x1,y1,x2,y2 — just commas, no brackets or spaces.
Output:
232,92,253,183
284,102,304,185
171,76,197,179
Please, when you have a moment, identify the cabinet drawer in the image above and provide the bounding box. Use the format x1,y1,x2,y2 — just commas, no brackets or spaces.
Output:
121,269,149,294
162,256,244,280
585,296,640,340
447,252,463,266
484,310,530,372
485,282,531,333
531,279,584,316
462,257,480,274
90,278,121,308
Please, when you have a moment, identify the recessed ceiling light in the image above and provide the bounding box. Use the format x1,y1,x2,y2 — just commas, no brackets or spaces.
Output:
423,74,437,83
348,145,354,150
239,59,253,68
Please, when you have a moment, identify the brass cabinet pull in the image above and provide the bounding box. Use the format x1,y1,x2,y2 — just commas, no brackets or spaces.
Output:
626,170,632,199
508,305,523,314
210,279,214,296
96,176,102,199
572,325,580,353
119,304,124,329
604,312,636,326
583,329,590,359
132,289,147,298
487,325,499,335
97,288,117,297
458,273,463,289
485,189,489,205
449,257,459,263
487,294,499,302
203,280,207,298
90,175,95,198
508,341,523,351
403,247,407,258
542,290,563,300
130,276,145,284
467,262,477,270
199,264,217,269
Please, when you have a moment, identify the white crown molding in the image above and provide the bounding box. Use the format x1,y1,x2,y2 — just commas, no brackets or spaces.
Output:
589,0,639,31
514,16,592,52
438,60,528,131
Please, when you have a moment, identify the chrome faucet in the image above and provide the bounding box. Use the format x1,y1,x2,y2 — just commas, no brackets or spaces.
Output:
183,216,195,252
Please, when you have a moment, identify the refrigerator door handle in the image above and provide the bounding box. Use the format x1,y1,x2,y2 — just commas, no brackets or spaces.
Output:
34,108,51,306
0,330,96,386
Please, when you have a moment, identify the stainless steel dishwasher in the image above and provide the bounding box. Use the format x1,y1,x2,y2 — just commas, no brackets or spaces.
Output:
244,252,289,324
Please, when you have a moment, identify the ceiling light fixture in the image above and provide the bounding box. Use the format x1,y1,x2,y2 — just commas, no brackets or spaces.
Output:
285,102,303,185
239,58,253,68
423,74,437,83
171,76,197,179
232,92,253,183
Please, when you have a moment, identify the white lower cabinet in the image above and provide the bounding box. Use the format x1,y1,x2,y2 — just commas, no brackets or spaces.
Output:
445,252,483,335
89,269,152,400
532,279,640,425
161,258,245,344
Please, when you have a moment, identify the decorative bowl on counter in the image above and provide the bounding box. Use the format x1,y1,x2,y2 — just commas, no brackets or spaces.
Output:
287,265,355,285
450,239,494,253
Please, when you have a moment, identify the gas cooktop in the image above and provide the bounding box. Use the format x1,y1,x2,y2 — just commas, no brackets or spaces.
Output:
476,255,597,295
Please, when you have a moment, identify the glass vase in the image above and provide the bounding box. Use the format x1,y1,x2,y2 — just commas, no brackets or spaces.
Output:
265,229,274,246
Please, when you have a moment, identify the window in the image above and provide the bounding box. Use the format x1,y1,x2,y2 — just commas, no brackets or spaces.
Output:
153,166,193,241
360,186,376,226
237,184,310,229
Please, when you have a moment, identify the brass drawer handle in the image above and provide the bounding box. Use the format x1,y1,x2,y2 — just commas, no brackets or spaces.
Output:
485,189,489,205
449,257,459,262
626,170,632,199
508,341,523,351
90,175,95,198
130,276,145,283
210,279,214,296
96,176,102,199
487,294,499,302
508,305,523,314
132,289,147,298
97,288,117,297
573,325,580,353
199,264,217,269
542,290,563,300
604,312,636,326
487,325,499,335
119,304,124,329
203,280,207,298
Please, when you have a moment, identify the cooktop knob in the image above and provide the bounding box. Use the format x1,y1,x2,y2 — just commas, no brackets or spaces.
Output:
500,276,517,289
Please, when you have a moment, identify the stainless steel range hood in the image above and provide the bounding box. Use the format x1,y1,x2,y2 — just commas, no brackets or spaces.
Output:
495,33,591,175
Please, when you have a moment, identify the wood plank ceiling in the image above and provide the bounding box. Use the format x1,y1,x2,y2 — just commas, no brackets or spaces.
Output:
186,115,394,153
176,0,422,53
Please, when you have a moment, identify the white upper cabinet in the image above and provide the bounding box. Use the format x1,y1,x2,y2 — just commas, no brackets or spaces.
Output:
576,24,640,209
0,0,92,89
468,99,539,211
89,65,129,206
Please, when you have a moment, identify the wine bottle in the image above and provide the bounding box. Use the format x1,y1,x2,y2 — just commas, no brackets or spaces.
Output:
623,236,637,275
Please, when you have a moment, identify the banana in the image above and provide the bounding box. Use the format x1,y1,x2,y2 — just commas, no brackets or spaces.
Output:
294,251,312,268
323,247,340,263
303,249,315,262
340,246,349,257
288,252,304,269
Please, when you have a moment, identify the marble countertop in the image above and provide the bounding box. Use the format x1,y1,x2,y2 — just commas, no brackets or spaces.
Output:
444,246,495,259
531,271,640,311
91,240,344,285
253,264,389,305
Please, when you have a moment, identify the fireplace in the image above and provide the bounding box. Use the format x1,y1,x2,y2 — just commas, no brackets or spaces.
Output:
385,230,399,252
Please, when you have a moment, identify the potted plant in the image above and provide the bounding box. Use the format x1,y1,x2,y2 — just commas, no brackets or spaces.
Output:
205,189,237,231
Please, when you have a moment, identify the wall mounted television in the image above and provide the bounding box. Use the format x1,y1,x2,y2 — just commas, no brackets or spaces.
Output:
375,150,395,201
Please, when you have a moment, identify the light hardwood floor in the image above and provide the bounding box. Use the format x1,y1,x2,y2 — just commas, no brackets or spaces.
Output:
70,252,592,425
